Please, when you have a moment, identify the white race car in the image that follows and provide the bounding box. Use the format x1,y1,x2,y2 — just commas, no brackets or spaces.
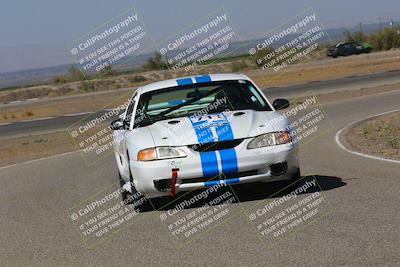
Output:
111,73,300,202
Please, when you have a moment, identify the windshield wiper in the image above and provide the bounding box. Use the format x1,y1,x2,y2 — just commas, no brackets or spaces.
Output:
136,114,175,127
156,87,223,118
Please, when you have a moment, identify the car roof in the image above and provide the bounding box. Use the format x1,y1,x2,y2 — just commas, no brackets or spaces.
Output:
336,42,358,47
137,73,251,94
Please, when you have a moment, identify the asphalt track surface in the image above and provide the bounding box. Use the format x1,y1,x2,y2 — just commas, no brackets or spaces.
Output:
0,75,400,266
1,70,400,139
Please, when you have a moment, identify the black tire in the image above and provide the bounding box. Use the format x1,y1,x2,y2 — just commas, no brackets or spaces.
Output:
286,167,301,188
118,172,155,212
118,173,136,205
118,173,131,204
292,168,301,181
118,151,140,205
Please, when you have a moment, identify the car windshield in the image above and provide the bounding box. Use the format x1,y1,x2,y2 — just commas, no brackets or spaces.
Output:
133,80,272,127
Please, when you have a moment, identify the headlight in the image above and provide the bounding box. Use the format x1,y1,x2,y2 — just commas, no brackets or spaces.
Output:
157,147,186,159
247,131,292,149
137,147,187,161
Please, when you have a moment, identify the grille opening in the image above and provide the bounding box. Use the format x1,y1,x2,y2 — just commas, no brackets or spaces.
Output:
189,139,244,152
270,162,288,176
154,179,172,192
181,170,258,184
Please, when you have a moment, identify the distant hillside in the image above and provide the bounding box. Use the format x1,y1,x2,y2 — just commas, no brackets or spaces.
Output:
1,20,398,90
0,65,72,89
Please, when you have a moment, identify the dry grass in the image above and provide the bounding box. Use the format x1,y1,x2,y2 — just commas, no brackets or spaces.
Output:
291,83,400,105
249,53,400,88
346,111,400,160
0,131,77,167
0,90,132,123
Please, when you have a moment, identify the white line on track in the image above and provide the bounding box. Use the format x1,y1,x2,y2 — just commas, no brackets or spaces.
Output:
63,112,93,117
0,150,80,171
21,117,54,123
335,108,400,164
0,110,110,126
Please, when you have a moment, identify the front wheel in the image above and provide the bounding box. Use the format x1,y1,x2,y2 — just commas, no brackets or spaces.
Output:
286,167,301,188
118,172,135,205
118,172,155,212
291,167,301,181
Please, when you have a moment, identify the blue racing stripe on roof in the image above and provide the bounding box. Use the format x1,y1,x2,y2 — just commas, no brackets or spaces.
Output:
194,75,211,83
204,178,240,187
176,77,193,85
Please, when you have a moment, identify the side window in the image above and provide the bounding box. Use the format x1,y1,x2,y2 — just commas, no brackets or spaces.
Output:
124,93,137,127
246,83,267,107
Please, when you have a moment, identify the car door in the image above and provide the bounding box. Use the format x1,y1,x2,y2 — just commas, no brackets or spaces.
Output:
354,43,363,54
114,93,137,180
337,44,345,56
343,44,352,55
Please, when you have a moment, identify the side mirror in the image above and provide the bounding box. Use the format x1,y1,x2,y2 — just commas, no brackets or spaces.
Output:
110,119,124,130
273,99,289,110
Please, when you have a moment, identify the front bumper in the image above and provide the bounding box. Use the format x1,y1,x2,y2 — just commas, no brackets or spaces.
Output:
327,49,337,57
130,142,299,198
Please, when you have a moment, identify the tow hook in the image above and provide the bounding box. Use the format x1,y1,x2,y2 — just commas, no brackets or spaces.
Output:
171,168,179,196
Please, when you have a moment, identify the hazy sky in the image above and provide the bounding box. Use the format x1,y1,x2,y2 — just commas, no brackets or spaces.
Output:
0,0,399,72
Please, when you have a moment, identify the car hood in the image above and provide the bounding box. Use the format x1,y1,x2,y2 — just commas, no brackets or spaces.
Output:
143,110,290,147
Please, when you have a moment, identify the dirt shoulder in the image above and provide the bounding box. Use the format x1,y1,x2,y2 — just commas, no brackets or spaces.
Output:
292,82,400,105
345,111,400,160
0,130,76,167
0,89,132,124
249,49,400,88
